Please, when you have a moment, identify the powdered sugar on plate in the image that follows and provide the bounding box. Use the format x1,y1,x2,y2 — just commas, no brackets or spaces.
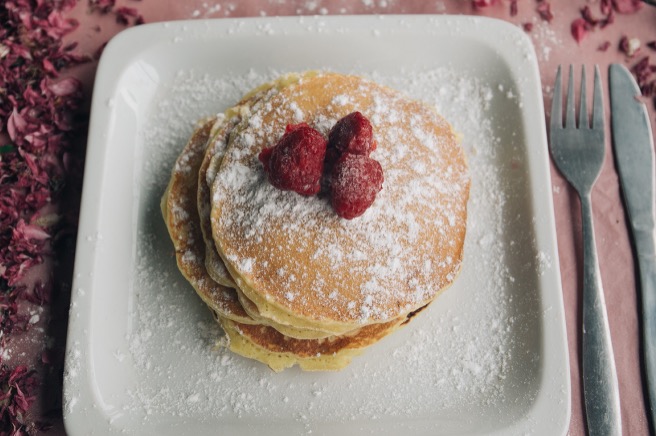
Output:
103,63,548,433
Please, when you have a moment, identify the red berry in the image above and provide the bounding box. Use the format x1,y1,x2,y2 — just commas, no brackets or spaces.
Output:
324,111,376,179
259,123,327,196
328,111,375,156
330,153,384,219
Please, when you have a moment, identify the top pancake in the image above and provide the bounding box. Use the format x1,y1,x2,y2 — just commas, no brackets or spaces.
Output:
210,72,470,332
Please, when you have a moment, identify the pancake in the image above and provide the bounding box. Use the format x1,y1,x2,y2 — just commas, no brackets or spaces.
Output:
198,74,340,339
217,311,409,372
203,129,337,338
200,72,318,290
210,72,470,334
161,116,252,324
163,72,407,333
198,117,239,288
163,110,336,342
233,285,335,339
163,71,470,371
163,112,420,367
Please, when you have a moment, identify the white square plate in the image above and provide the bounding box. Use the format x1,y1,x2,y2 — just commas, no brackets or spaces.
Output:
64,15,570,436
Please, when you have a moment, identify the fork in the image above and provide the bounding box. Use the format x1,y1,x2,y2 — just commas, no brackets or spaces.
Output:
550,65,622,436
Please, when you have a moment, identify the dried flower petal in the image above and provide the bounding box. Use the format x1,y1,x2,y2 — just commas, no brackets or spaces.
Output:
632,56,653,92
116,6,139,25
619,36,629,53
599,9,615,28
601,0,613,15
0,363,38,434
620,36,641,57
537,1,554,22
6,110,27,143
641,81,656,97
571,18,589,43
612,0,642,13
89,0,116,14
0,0,137,429
47,77,82,97
473,0,497,7
580,5,599,26
598,41,612,52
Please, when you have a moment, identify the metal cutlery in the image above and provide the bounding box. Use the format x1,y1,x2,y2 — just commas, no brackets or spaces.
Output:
549,65,622,436
609,63,656,431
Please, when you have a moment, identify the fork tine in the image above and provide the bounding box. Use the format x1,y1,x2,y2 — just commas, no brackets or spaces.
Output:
579,66,588,129
592,65,604,130
550,66,562,131
565,65,576,128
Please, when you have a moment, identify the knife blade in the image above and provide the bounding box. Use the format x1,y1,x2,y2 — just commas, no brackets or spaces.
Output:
609,63,656,430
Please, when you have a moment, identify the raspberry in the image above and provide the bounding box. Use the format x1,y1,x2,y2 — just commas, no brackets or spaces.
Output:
324,111,377,182
328,111,376,156
330,153,384,219
260,115,384,219
259,123,327,196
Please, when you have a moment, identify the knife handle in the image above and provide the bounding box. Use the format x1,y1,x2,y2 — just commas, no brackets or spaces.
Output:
635,233,656,432
581,193,622,436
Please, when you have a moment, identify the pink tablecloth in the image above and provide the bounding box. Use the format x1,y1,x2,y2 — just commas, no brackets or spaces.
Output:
9,0,656,434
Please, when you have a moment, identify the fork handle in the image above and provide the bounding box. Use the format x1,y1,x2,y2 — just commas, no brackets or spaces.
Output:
581,193,622,436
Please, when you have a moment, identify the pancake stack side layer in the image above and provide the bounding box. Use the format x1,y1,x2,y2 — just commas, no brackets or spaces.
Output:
161,71,471,371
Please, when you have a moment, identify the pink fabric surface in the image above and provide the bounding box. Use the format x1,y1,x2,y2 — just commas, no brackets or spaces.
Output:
31,0,656,434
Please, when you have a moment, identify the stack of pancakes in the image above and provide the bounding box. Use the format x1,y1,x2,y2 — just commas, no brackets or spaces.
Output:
161,72,470,371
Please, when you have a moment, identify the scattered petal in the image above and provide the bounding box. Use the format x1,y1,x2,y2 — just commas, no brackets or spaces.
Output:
601,0,613,15
599,9,615,28
473,0,497,7
48,77,82,97
620,36,641,57
537,1,554,22
571,18,589,44
89,0,116,14
598,41,612,51
0,0,140,430
612,0,642,13
580,5,599,26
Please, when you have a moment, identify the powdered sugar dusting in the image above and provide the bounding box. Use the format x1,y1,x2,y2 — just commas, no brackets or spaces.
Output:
211,73,468,324
114,65,545,433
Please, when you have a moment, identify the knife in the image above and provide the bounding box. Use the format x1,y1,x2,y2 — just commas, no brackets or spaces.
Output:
609,63,656,430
